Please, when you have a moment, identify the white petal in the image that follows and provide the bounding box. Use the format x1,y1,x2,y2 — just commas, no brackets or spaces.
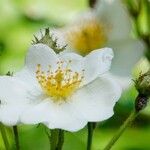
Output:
21,99,87,132
59,52,84,72
109,39,145,77
71,75,122,121
106,72,132,90
83,48,113,85
0,76,31,104
0,105,29,126
25,43,59,74
95,0,131,41
15,67,42,92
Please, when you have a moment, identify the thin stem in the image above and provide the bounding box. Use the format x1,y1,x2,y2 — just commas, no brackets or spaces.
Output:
49,129,65,150
87,122,96,150
103,111,138,150
50,129,59,150
89,0,97,8
0,123,10,150
13,126,20,150
56,130,64,150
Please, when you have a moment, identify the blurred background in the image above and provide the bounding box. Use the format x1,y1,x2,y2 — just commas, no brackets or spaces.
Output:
0,0,150,149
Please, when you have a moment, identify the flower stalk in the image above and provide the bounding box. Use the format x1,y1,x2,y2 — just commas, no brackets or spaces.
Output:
87,122,96,150
56,130,64,150
50,129,64,150
50,129,59,150
0,123,10,150
13,125,20,150
103,111,138,150
89,0,97,8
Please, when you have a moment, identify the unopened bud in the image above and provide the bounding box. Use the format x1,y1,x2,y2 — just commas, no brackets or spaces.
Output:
135,69,150,97
32,28,67,54
134,69,150,112
135,94,148,112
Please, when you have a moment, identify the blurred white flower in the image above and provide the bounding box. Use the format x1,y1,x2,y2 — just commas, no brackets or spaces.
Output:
0,43,121,131
52,0,145,89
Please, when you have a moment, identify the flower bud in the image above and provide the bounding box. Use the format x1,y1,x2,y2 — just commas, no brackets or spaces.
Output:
135,69,150,97
135,69,150,112
135,94,148,112
32,28,67,54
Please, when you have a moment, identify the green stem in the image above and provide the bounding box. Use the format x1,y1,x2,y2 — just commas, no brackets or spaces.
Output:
50,129,59,150
0,123,10,150
89,0,97,8
13,126,20,150
103,111,138,150
56,130,64,150
50,129,64,150
87,122,96,150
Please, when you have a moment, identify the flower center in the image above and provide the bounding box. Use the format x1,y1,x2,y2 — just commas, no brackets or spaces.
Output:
36,61,84,102
67,19,107,56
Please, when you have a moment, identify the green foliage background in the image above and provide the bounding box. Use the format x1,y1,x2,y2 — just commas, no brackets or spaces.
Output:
0,0,149,149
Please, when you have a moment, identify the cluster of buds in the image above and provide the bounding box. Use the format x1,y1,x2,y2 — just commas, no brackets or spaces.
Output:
125,0,150,61
135,69,150,112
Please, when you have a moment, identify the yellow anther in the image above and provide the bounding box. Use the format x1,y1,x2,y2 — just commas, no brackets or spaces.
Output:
36,61,84,102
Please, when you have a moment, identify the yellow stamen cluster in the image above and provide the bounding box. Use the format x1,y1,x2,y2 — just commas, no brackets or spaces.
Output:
67,19,107,56
36,61,84,102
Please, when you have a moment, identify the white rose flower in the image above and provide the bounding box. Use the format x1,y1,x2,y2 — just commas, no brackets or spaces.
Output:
51,0,145,89
0,43,121,131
